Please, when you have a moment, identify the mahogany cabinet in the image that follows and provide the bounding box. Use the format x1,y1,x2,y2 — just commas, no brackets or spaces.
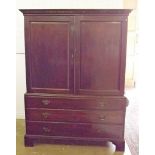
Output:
20,9,131,151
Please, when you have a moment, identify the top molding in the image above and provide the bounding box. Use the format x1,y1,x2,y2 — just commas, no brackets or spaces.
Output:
19,9,132,16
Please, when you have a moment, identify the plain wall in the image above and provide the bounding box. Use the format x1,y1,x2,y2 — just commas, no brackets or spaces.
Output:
16,0,124,118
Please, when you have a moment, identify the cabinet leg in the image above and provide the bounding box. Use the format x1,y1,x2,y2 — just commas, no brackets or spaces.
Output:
24,136,34,147
113,141,125,151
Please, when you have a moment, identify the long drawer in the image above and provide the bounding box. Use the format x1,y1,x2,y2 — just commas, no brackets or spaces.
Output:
26,121,123,139
26,108,124,124
25,95,126,110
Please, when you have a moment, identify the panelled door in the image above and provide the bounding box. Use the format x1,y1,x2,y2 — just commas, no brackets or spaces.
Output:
75,16,128,95
25,15,127,95
25,16,74,94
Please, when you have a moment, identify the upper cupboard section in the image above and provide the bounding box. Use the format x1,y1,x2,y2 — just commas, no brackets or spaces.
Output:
21,10,131,95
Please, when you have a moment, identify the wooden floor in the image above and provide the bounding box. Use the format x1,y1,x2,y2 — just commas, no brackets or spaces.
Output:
125,89,139,155
16,119,131,155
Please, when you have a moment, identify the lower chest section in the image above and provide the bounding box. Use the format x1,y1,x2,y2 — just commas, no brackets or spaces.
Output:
25,94,127,140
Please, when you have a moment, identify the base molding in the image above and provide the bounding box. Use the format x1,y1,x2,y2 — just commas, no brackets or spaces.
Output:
24,134,125,151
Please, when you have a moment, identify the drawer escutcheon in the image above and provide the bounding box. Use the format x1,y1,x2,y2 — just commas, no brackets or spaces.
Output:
42,127,51,133
42,99,50,105
42,112,50,118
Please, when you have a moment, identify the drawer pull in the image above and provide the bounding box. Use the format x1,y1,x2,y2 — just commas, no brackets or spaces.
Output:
42,100,50,105
42,112,50,118
99,116,106,121
43,127,51,133
99,102,105,107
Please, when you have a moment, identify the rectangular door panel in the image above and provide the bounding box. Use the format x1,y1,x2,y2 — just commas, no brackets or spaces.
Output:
25,16,74,93
80,21,120,90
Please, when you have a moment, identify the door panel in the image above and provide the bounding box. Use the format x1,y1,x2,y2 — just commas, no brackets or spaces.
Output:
25,16,74,93
75,16,127,95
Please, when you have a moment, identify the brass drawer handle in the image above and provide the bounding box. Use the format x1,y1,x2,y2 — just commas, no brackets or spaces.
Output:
43,127,51,133
99,102,105,107
99,116,106,121
42,112,50,118
42,99,50,105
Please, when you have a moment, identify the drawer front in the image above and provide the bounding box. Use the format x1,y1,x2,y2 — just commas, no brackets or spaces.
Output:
26,121,123,139
26,109,124,124
25,96,126,110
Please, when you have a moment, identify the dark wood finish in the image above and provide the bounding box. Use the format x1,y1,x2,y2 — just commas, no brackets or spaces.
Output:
25,94,127,110
113,140,125,151
24,135,34,147
26,121,123,139
75,16,128,95
24,134,125,151
80,21,121,91
24,134,123,147
26,108,124,124
77,18,121,95
20,9,131,15
30,21,70,89
20,9,131,151
24,16,74,93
